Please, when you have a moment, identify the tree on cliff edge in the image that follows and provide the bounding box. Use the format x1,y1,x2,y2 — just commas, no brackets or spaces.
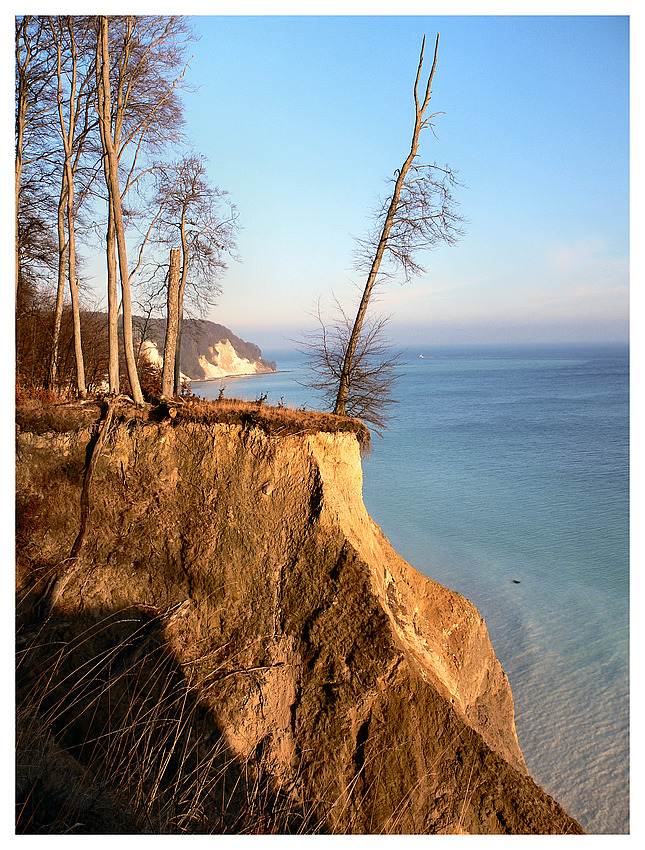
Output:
298,296,404,434
303,35,463,427
152,154,239,395
94,14,191,402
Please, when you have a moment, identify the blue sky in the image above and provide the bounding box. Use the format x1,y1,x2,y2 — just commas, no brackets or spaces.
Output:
8,5,631,352
174,10,630,351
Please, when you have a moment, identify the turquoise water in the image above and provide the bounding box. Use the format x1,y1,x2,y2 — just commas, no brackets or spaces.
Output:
192,342,629,834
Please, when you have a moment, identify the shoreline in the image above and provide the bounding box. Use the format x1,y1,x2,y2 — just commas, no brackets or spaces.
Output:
189,368,288,385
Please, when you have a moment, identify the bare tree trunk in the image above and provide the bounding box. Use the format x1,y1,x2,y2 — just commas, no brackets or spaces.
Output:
96,15,143,405
105,189,120,393
173,211,190,396
15,97,26,306
69,277,86,397
47,176,68,389
173,286,186,396
114,200,142,404
15,18,30,304
15,136,24,304
333,35,440,417
96,22,123,396
61,22,86,398
162,247,180,399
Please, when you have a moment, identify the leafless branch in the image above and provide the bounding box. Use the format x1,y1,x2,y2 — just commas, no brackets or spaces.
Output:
297,297,403,434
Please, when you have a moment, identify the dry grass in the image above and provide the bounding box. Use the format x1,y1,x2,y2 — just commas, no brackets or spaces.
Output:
15,610,472,836
15,388,371,448
175,393,371,446
15,609,316,835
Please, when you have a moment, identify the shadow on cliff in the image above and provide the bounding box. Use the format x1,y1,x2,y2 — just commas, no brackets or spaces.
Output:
15,596,312,835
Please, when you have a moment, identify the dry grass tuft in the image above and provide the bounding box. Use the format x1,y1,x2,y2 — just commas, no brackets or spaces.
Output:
15,610,315,835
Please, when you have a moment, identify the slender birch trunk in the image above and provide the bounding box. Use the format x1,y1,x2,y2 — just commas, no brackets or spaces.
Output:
67,158,87,399
50,17,86,396
96,26,119,394
47,172,68,389
105,198,120,393
333,35,440,416
95,15,143,404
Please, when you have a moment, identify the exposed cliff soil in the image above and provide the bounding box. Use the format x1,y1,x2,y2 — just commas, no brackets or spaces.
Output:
15,398,583,835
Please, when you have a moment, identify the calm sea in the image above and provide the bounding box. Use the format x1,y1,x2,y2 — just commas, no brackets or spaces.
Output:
192,342,629,835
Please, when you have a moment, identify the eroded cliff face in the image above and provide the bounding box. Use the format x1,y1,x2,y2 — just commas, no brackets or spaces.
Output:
15,404,582,834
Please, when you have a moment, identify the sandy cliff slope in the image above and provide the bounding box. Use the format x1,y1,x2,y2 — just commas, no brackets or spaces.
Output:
15,400,583,834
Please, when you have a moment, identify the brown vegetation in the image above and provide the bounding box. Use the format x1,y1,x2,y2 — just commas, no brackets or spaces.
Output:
15,392,371,447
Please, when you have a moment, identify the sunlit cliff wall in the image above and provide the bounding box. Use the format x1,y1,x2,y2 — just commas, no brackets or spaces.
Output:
15,403,582,834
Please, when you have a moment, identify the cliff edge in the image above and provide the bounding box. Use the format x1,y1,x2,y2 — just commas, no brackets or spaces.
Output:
15,399,583,834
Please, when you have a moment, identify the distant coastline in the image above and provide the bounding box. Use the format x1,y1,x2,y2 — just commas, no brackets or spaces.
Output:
191,368,290,385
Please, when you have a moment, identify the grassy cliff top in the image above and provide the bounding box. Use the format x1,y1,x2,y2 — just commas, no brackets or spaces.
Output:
15,390,371,446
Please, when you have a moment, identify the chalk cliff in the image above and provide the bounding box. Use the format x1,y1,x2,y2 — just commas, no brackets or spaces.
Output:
138,318,277,380
15,400,582,834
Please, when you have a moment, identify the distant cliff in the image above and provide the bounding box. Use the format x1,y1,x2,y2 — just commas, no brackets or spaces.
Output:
15,398,583,835
135,317,277,380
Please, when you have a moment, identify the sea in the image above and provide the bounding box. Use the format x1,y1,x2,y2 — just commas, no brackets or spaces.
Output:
191,342,630,835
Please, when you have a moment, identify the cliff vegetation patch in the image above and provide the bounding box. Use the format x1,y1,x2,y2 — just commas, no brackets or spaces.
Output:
15,390,371,447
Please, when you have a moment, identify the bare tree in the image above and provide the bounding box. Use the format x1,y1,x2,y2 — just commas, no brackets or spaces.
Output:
15,14,202,400
15,16,57,305
15,16,66,387
15,176,58,320
46,15,97,395
330,34,463,418
298,297,403,434
161,247,180,398
95,14,141,402
152,154,239,394
94,14,192,402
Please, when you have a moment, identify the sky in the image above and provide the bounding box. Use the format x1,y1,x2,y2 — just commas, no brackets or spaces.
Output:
7,4,632,353
163,7,630,352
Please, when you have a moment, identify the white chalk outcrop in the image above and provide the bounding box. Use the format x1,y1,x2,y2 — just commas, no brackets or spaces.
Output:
140,336,273,381
197,339,265,379
138,339,191,384
134,318,277,381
